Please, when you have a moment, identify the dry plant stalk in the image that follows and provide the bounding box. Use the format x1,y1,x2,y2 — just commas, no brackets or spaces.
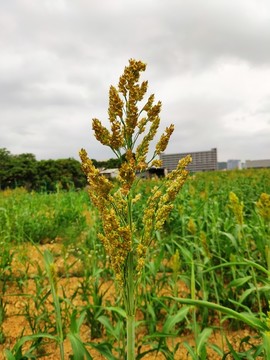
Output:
80,59,191,359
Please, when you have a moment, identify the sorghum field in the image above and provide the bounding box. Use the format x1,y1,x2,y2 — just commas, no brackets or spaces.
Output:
0,168,270,359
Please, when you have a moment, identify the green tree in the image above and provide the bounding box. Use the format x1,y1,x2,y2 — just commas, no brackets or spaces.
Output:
0,148,12,189
0,149,37,189
91,157,121,169
11,153,37,189
35,158,86,191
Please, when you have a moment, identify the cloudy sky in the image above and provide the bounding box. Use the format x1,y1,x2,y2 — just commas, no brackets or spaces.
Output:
1,0,270,163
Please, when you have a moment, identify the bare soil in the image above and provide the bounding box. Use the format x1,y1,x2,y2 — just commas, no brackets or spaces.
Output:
0,242,262,359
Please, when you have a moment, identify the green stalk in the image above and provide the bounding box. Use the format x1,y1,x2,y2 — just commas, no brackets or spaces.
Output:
44,250,64,360
263,332,270,359
120,178,137,359
242,227,263,321
124,251,136,360
190,258,198,354
127,314,135,360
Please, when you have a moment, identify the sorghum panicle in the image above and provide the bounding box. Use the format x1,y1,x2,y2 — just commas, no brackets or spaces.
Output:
80,59,192,285
228,191,244,226
256,193,270,222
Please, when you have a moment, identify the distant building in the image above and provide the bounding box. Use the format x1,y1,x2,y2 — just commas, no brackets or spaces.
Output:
218,162,227,170
160,148,218,173
136,168,167,179
227,160,242,170
100,168,119,179
246,159,270,169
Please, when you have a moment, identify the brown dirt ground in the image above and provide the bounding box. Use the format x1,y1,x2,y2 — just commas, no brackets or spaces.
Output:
0,242,262,359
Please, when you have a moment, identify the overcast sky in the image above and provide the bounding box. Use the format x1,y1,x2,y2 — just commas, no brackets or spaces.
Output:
1,0,270,163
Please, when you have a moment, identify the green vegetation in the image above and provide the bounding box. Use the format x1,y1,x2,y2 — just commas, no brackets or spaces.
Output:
0,148,122,191
0,168,270,359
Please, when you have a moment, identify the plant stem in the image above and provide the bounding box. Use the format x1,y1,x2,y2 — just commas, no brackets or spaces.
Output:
125,251,136,360
44,250,64,360
127,314,135,360
190,258,198,354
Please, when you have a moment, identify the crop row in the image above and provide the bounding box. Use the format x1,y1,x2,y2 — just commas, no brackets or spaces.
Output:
0,168,270,359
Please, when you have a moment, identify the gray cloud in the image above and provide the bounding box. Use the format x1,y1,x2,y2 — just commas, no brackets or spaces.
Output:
1,0,270,162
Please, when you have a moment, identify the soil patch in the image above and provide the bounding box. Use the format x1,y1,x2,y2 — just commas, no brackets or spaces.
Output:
0,243,262,359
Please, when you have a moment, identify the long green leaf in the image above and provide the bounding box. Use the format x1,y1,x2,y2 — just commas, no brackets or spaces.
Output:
136,348,157,359
87,342,117,360
165,297,267,331
68,333,93,360
238,287,256,305
12,334,56,357
228,298,252,313
69,310,86,334
225,337,241,360
263,332,270,359
203,259,270,277
197,328,212,354
243,259,270,277
183,342,196,359
97,315,118,339
228,276,252,288
4,350,16,360
144,332,178,339
104,306,126,318
162,306,190,334
208,343,224,357
220,232,238,248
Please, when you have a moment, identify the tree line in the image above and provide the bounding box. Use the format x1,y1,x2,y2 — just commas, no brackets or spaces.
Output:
0,148,121,191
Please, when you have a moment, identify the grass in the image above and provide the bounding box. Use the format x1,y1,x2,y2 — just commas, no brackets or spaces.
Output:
0,168,270,359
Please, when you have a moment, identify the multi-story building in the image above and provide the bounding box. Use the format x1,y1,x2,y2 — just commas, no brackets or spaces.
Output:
160,148,218,173
218,162,227,170
227,159,242,170
245,159,270,169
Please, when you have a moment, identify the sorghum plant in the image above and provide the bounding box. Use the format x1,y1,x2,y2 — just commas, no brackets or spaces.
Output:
80,59,191,359
256,192,270,224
